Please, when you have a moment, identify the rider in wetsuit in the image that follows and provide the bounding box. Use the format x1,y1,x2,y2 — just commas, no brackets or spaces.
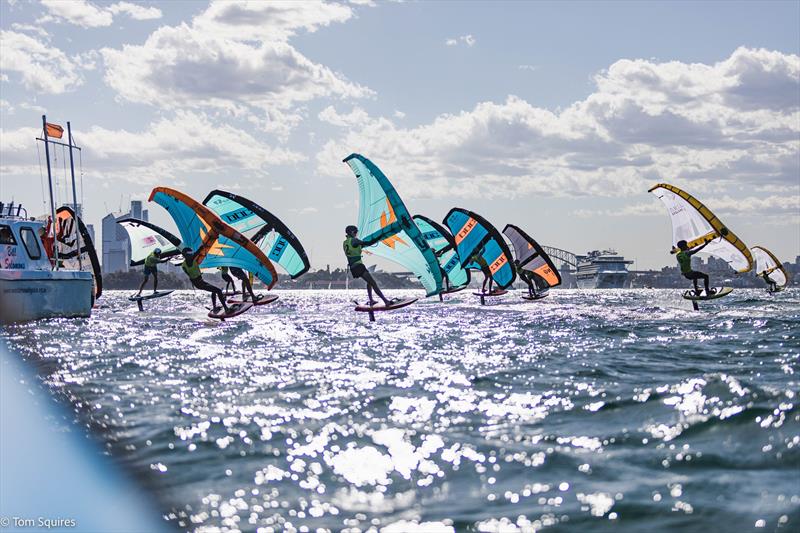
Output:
470,250,494,294
218,266,235,294
229,267,259,301
676,239,715,296
343,225,392,306
514,260,536,297
759,269,779,292
181,248,229,314
135,248,168,297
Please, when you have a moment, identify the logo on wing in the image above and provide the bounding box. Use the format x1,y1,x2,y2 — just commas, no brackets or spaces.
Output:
199,218,232,256
380,199,407,249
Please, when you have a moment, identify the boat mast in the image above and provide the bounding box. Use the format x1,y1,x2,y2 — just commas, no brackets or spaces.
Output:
67,121,82,269
41,114,59,270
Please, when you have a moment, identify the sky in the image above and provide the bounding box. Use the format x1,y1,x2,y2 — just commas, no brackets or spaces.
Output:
1,0,798,271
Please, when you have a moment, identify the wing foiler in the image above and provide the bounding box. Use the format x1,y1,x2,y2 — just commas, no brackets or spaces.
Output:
55,206,103,299
648,183,753,273
751,246,789,289
444,208,516,289
202,190,310,279
117,218,181,266
412,214,470,292
343,154,443,297
503,224,562,290
148,187,278,289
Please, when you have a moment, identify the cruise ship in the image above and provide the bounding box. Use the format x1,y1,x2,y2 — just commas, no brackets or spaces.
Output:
575,250,633,289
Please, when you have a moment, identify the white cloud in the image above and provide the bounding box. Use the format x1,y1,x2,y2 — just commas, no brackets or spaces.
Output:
100,1,372,137
518,64,538,72
393,110,406,119
0,112,305,183
573,203,663,218
446,34,476,47
10,23,49,38
39,0,162,28
108,2,162,21
193,0,353,42
317,47,799,212
19,102,48,114
318,106,371,127
39,0,112,28
0,30,83,93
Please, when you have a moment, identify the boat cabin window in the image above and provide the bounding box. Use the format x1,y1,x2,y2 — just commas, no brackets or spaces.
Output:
0,224,16,245
19,226,42,260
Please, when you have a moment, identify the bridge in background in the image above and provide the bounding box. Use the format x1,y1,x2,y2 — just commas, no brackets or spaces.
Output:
542,246,580,268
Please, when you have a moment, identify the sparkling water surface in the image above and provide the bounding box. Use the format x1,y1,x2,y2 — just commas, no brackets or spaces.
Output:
2,289,799,532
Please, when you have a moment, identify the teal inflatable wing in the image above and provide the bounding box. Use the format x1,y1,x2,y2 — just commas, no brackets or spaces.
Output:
413,214,470,291
149,187,278,289
203,190,310,279
444,208,516,289
343,154,443,297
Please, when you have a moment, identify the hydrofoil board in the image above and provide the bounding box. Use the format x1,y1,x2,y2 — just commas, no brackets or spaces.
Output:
227,294,279,306
521,291,549,301
354,297,418,313
128,290,174,302
682,286,733,301
208,301,253,320
472,289,508,297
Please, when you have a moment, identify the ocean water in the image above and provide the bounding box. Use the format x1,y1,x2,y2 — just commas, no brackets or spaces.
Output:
2,289,799,532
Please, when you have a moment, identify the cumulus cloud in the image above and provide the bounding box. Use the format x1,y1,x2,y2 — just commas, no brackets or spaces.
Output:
0,30,83,93
446,34,476,47
0,112,305,183
318,106,371,127
317,47,800,209
39,0,162,28
10,23,48,38
99,1,371,138
193,0,353,42
108,2,162,21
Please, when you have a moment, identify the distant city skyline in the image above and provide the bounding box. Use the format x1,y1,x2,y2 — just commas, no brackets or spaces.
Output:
1,1,798,271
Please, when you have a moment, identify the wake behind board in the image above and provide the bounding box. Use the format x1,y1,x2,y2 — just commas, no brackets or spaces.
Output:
208,301,253,320
227,294,279,306
128,290,174,311
354,297,418,313
521,291,549,301
682,287,733,301
128,290,174,302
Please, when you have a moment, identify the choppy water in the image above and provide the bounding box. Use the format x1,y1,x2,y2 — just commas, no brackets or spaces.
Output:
2,289,799,532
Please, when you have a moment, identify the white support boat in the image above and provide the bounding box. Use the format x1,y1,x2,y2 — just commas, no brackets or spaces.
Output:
0,116,99,324
0,204,94,323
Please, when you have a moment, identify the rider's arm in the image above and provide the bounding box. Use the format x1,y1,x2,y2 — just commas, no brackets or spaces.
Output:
687,238,713,256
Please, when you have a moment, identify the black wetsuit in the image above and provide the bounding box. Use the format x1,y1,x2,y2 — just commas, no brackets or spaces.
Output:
183,258,226,308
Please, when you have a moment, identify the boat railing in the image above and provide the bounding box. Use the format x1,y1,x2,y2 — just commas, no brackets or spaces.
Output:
0,202,29,220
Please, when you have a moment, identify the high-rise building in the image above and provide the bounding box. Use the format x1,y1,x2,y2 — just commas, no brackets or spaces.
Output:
85,224,95,246
101,200,147,273
130,201,142,220
101,213,128,273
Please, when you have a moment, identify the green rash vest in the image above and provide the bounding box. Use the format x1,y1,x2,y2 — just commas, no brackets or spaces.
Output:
182,259,202,280
343,237,363,267
676,251,692,274
144,252,158,269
